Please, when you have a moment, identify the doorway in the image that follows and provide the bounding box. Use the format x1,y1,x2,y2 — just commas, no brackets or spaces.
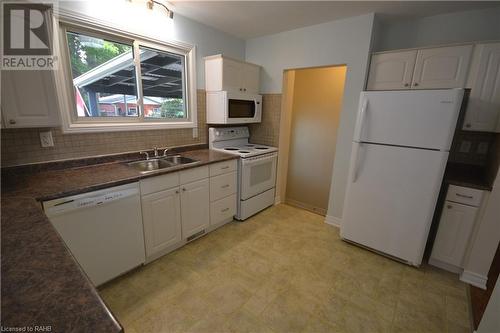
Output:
278,65,347,215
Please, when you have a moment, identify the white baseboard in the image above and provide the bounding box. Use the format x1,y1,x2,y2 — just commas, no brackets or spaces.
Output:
428,258,462,274
460,270,488,290
325,215,341,228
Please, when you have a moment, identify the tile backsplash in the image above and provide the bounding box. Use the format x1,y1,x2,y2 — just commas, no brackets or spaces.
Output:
249,94,282,147
449,131,497,166
1,91,207,166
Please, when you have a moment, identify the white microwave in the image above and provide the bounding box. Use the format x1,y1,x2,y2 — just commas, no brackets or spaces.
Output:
206,91,262,124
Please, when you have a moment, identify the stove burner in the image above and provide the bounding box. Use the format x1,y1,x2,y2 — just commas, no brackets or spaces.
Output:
238,150,251,154
255,147,269,150
224,147,239,151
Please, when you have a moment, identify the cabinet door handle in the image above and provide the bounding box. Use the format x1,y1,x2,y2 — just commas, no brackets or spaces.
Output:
243,88,247,92
221,166,229,170
413,82,419,87
221,207,229,212
175,190,179,194
404,83,409,87
182,188,186,191
456,193,473,199
465,123,472,128
9,119,16,125
239,88,243,91
221,184,230,189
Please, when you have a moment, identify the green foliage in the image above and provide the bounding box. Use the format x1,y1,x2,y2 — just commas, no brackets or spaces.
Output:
160,98,185,118
67,32,131,78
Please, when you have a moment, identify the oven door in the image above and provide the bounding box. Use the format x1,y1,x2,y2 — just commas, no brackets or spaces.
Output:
240,153,277,200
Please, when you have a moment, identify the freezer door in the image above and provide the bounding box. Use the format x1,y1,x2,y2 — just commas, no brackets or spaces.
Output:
354,89,463,150
341,142,448,265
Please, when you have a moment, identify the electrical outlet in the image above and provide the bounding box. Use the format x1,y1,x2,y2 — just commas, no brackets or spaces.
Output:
192,128,198,138
459,140,472,153
40,131,54,147
477,142,489,155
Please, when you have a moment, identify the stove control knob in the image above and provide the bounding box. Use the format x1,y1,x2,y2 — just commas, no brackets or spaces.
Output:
215,131,220,136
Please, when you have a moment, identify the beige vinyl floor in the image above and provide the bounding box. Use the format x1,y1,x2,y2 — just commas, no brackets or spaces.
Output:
99,204,471,333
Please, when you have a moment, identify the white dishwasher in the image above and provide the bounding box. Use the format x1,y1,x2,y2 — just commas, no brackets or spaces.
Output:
43,182,145,286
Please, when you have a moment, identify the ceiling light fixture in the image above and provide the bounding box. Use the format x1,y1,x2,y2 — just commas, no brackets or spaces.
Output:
147,0,174,19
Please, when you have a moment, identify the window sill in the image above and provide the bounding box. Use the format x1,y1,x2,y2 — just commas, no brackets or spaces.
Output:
61,121,197,133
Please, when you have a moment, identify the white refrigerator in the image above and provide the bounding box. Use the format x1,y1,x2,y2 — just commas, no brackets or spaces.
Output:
340,89,464,266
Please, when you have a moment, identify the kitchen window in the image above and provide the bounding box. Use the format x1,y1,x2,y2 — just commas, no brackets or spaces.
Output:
57,24,197,133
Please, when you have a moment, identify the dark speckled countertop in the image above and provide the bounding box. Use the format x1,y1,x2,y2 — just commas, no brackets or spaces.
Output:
1,148,237,332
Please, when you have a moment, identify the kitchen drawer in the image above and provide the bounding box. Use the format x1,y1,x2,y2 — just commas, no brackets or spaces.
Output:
209,160,237,177
140,172,179,195
446,185,484,207
210,194,236,226
180,165,209,184
210,171,237,202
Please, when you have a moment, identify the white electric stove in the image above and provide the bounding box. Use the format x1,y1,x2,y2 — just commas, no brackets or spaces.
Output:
209,127,278,220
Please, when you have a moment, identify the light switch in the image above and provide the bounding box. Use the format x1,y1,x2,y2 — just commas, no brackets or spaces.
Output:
40,131,54,147
459,140,472,153
477,142,489,155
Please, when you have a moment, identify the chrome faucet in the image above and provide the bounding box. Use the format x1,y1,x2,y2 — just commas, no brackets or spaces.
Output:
153,147,159,158
163,148,170,156
139,151,150,160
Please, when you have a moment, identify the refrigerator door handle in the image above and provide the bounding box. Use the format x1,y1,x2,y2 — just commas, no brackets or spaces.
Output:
353,98,368,142
351,143,362,183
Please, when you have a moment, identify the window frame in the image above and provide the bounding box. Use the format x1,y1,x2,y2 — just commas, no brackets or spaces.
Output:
56,20,197,133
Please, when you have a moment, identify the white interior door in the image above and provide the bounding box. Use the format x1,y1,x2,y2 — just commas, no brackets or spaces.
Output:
341,142,448,265
356,90,463,150
366,50,417,90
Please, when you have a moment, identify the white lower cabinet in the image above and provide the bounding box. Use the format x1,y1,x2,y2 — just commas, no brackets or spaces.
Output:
141,188,182,259
140,161,237,262
180,178,210,240
430,185,484,272
209,161,238,228
431,202,477,269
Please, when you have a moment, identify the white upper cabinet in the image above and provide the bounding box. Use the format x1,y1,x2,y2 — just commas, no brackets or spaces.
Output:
463,42,500,132
205,55,260,94
367,50,417,90
367,44,472,91
411,45,473,89
1,70,60,128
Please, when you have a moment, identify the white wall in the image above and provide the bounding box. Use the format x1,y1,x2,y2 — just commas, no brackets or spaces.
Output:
478,278,500,333
246,13,375,220
375,6,500,51
461,169,500,289
58,0,245,89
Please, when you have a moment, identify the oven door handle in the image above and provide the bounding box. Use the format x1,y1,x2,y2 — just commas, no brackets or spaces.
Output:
241,153,277,165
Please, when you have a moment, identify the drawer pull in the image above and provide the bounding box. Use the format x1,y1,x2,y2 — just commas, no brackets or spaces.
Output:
221,166,229,170
221,207,229,212
221,184,230,189
456,193,473,199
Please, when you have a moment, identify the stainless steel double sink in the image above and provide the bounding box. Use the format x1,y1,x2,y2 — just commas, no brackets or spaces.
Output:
127,155,199,174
